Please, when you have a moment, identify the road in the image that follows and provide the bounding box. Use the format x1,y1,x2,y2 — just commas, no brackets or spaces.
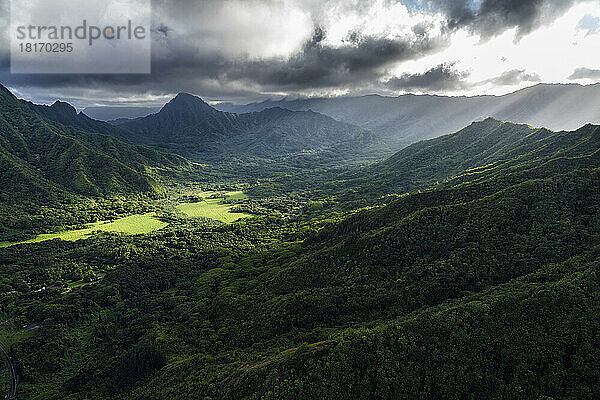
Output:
0,318,17,398
0,342,16,398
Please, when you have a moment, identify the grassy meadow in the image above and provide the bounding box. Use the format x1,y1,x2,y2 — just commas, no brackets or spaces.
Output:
0,191,250,248
176,191,250,223
0,213,166,248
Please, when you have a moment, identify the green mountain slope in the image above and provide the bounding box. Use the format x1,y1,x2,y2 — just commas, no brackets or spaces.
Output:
23,99,191,171
332,118,600,202
149,124,600,399
0,85,192,239
2,117,600,398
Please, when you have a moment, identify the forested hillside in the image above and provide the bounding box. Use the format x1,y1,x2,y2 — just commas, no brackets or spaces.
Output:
2,0,598,397
0,85,192,241
333,117,600,199
1,113,599,399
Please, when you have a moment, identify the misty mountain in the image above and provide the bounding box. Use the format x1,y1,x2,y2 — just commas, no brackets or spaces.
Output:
113,92,382,164
216,83,600,148
82,106,162,121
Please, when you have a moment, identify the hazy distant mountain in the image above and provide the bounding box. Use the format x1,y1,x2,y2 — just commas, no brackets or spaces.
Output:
216,83,600,148
82,106,161,121
114,92,381,163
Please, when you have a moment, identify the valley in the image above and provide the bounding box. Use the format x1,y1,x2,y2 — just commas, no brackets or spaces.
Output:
2,1,599,398
1,82,600,400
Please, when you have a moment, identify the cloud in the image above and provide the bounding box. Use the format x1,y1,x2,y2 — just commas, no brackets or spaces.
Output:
384,63,470,91
482,69,542,86
0,0,594,106
430,0,582,39
0,21,447,102
224,27,446,90
568,67,600,80
383,65,540,93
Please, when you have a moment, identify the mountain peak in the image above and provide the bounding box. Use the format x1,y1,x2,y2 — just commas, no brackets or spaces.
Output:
173,92,201,100
468,116,504,127
50,100,78,116
170,92,210,106
161,92,217,115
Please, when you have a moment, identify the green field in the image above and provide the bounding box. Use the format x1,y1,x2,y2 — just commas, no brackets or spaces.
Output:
222,191,249,201
176,191,250,223
194,190,248,201
0,213,168,248
0,191,250,248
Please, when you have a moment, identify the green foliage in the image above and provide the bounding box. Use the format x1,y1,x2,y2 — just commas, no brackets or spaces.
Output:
0,84,196,241
117,340,167,386
2,87,600,399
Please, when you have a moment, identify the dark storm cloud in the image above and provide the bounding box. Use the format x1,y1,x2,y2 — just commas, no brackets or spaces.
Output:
382,65,542,92
483,69,541,86
0,22,446,103
143,21,446,90
384,63,470,91
225,27,446,89
429,0,581,39
0,0,588,106
568,67,600,80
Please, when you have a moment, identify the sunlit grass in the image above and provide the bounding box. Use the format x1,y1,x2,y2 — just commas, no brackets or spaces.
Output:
176,198,250,223
0,213,168,248
0,191,250,248
224,191,249,201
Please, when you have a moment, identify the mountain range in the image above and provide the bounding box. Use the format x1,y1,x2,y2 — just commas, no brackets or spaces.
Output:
33,84,600,175
216,83,600,148
334,116,600,199
3,94,600,399
110,93,380,163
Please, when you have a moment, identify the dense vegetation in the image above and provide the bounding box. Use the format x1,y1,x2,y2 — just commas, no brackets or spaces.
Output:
1,98,599,399
0,85,194,241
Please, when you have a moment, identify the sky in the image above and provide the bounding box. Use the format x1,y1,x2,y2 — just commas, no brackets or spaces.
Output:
1,0,600,107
